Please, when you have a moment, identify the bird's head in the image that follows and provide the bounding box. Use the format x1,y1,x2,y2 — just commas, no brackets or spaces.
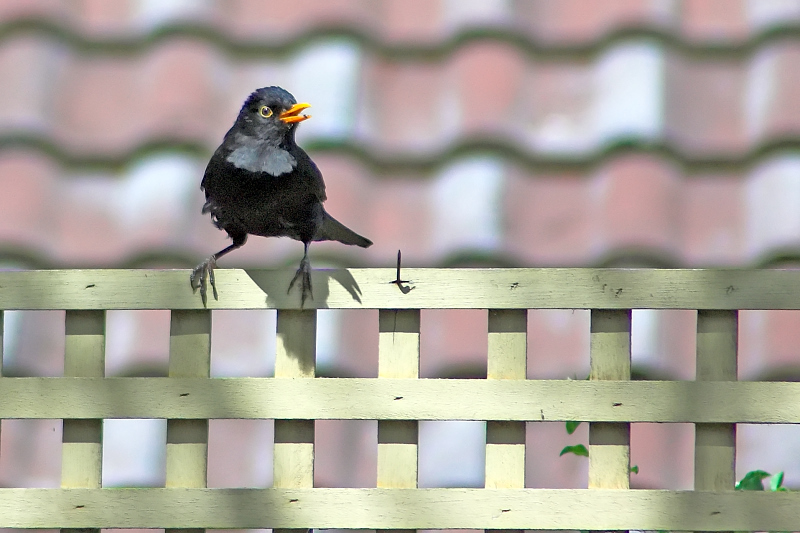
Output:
235,86,311,142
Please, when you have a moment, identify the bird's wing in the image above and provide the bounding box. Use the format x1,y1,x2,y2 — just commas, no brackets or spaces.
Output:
294,146,327,203
200,145,227,195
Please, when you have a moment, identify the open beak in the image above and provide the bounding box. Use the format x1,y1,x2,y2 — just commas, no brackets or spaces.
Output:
279,103,311,124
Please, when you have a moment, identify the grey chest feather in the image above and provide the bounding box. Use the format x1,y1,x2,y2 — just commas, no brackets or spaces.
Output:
226,141,297,176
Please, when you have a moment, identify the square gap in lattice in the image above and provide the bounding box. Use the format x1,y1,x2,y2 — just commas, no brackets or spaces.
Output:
1,310,64,377
630,309,696,381
210,310,276,377
102,419,166,487
738,310,800,380
420,309,487,379
738,424,800,490
317,309,378,378
105,310,170,377
0,419,62,488
527,309,589,380
208,419,273,488
419,420,485,488
527,421,587,489
314,420,377,487
630,423,694,489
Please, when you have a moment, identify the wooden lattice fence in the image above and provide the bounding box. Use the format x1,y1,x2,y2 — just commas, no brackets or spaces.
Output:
1,268,800,530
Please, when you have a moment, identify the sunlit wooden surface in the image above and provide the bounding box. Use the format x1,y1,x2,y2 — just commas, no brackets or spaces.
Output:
1,268,800,309
1,268,799,532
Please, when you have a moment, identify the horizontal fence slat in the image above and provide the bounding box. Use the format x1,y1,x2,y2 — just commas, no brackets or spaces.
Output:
1,488,798,530
4,268,800,309
2,378,799,422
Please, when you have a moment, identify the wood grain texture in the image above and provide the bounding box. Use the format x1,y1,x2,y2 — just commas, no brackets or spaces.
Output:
486,310,527,498
274,310,316,533
2,488,799,530
0,311,3,460
589,310,631,491
4,268,800,310
378,309,419,500
166,310,211,533
695,310,738,493
61,311,105,493
4,378,800,422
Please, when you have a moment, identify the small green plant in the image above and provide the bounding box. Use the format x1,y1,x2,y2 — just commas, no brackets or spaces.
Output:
734,471,789,533
559,421,638,473
735,469,787,492
559,420,588,457
559,443,588,457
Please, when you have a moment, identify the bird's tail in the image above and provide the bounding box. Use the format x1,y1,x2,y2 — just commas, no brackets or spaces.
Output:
315,211,373,248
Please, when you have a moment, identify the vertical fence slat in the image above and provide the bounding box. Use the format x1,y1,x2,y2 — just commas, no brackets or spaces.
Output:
274,310,316,533
167,310,211,533
486,309,527,533
0,310,3,457
62,310,105,533
695,310,737,496
486,309,527,487
378,309,420,533
589,309,631,495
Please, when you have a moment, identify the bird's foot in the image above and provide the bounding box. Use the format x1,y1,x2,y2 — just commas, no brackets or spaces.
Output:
288,258,313,307
190,256,218,306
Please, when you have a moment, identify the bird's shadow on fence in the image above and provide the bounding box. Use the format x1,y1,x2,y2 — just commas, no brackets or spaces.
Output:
244,269,364,308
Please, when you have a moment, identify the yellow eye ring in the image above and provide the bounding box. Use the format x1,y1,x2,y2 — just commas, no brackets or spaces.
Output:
259,106,273,118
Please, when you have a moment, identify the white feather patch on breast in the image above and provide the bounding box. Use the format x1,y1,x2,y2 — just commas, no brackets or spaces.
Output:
226,138,297,176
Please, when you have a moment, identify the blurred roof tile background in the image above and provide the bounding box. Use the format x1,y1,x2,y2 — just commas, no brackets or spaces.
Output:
3,0,800,497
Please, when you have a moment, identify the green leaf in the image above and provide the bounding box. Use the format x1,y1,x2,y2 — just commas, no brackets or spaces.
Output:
630,465,639,474
560,444,589,457
735,470,771,491
565,421,582,434
769,471,785,492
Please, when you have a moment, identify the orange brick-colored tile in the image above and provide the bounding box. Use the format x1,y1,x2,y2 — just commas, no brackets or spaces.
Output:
680,0,750,42
520,0,674,44
665,55,751,155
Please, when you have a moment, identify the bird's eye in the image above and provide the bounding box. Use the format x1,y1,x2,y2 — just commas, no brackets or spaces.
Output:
259,106,273,118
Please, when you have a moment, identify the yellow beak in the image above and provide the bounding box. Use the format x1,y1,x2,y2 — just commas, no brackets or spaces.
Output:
279,103,312,124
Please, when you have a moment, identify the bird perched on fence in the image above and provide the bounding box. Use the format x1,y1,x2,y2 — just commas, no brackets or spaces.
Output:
191,86,372,305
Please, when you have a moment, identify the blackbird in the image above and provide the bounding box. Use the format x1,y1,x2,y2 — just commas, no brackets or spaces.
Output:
191,86,372,305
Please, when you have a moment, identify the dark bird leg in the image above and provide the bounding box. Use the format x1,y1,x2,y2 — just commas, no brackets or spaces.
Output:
288,241,313,306
191,234,247,305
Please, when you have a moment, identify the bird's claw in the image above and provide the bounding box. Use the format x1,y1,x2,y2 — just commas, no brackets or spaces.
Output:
190,257,218,306
288,259,313,307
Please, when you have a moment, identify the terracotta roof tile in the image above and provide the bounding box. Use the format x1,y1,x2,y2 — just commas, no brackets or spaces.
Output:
378,0,444,43
449,41,527,136
523,0,675,44
0,152,60,248
750,42,800,139
504,168,594,266
596,155,681,255
665,54,749,155
681,0,749,42
221,0,372,40
683,173,746,265
0,0,66,23
359,57,449,150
